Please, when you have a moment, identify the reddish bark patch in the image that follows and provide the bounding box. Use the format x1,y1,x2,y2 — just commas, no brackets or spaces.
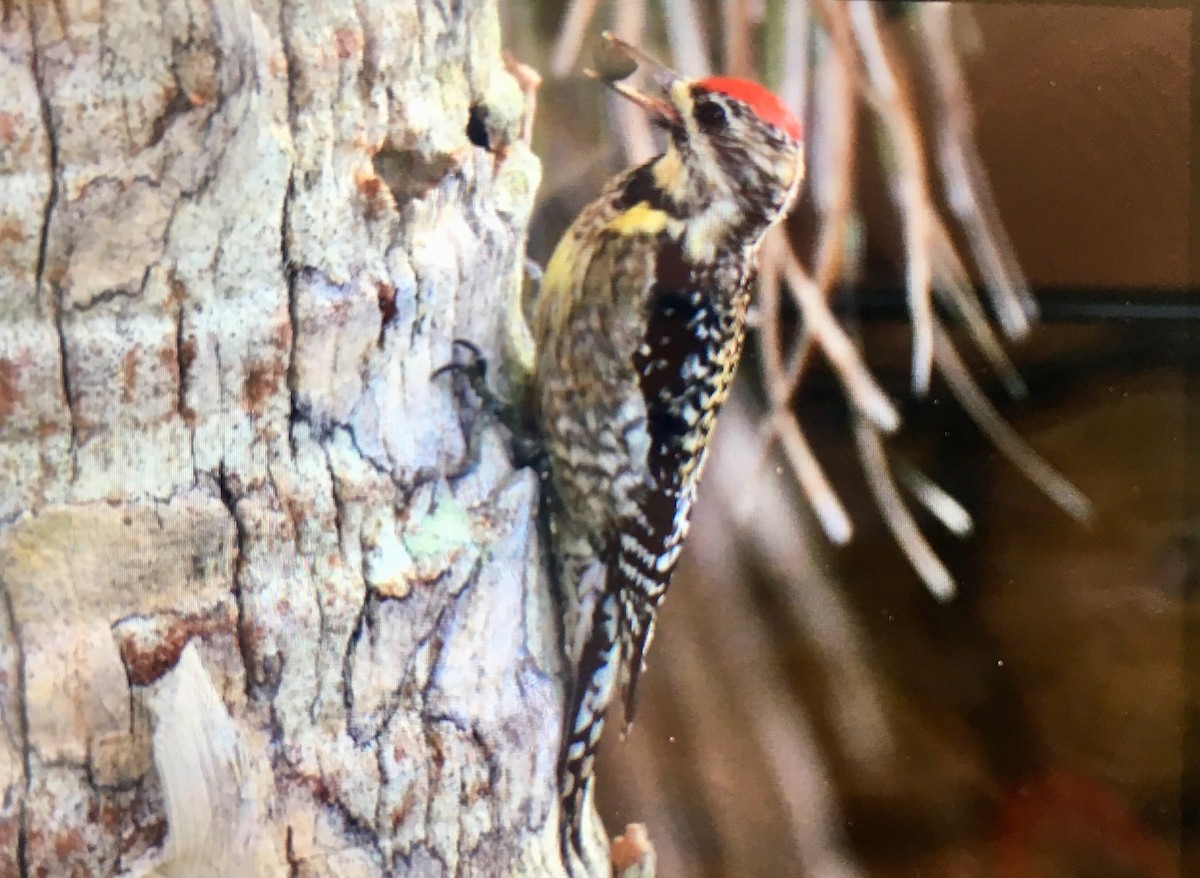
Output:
0,220,23,245
284,495,315,537
52,827,86,858
124,816,167,860
333,27,361,60
117,603,237,686
357,169,391,222
0,112,18,144
121,349,138,403
178,336,197,372
293,771,336,809
272,318,291,352
0,358,17,428
243,362,282,414
0,823,17,874
166,276,186,306
236,616,269,665
358,174,382,200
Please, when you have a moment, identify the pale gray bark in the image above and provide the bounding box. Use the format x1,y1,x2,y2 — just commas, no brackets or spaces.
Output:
0,0,595,874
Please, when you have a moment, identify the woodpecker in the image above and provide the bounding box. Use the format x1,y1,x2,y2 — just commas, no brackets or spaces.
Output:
533,38,805,868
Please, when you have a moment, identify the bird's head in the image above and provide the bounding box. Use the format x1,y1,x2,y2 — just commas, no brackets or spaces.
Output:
591,44,805,232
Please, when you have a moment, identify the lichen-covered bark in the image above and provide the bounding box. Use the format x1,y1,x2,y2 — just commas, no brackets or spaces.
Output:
0,0,571,874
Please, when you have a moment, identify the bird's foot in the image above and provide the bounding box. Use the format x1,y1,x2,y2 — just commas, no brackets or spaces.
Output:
432,338,545,478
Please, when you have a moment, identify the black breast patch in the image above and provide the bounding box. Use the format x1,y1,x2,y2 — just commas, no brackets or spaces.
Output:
631,245,727,556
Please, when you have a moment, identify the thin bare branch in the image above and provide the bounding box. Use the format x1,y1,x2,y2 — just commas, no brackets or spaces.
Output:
549,0,601,77
750,226,894,545
610,2,657,163
895,460,974,538
661,0,712,76
771,410,853,545
853,419,957,600
779,0,812,121
720,399,898,775
751,10,861,479
929,214,1027,399
750,243,849,546
502,52,543,144
778,234,900,432
915,4,1038,336
847,0,935,395
691,452,870,878
933,319,1093,522
751,18,858,450
807,17,858,295
758,228,790,399
721,0,762,78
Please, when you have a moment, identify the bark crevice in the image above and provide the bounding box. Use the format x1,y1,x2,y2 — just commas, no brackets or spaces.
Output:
215,463,255,696
25,10,76,482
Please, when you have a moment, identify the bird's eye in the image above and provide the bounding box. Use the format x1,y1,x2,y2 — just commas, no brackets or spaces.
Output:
694,100,728,133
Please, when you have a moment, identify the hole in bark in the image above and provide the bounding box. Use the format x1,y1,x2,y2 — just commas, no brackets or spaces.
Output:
466,104,491,151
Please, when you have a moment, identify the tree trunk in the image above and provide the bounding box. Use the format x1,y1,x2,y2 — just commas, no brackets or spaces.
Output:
0,0,586,874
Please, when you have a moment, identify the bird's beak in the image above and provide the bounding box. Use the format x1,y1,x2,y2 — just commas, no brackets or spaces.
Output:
583,32,683,128
585,72,682,128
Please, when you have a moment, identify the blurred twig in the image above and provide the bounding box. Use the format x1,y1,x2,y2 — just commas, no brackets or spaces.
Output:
610,0,656,162
662,0,712,76
550,0,602,77
854,415,956,600
932,319,1092,523
914,4,1038,336
686,405,876,877
846,0,936,394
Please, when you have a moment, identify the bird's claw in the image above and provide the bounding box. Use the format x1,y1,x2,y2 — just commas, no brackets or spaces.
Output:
431,338,486,382
432,338,504,478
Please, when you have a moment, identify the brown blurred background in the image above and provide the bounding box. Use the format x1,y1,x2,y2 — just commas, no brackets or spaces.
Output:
502,2,1195,876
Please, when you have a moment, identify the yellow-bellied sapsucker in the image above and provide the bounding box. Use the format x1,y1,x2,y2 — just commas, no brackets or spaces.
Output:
534,46,805,868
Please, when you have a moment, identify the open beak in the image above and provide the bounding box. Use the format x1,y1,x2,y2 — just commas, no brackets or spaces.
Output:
583,32,682,128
